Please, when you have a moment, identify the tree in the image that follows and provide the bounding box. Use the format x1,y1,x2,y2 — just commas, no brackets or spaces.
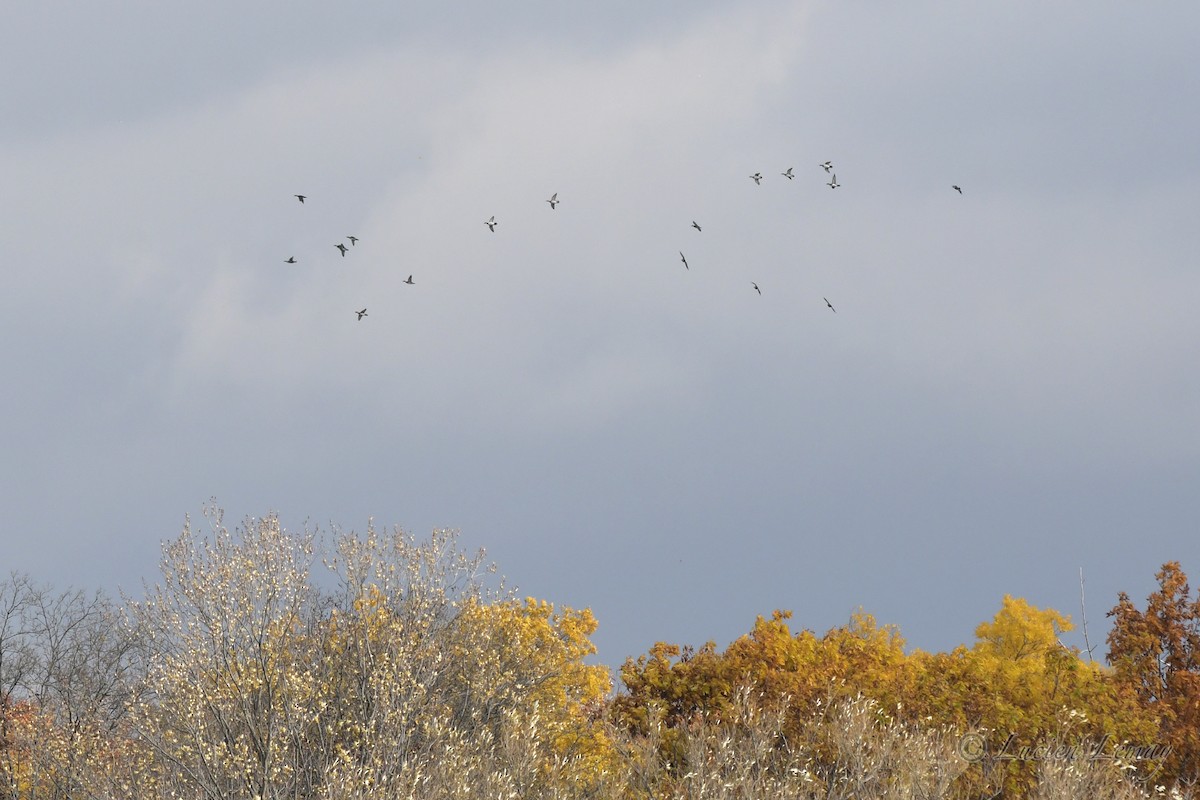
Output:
1107,561,1200,786
124,505,325,800
0,573,144,799
315,527,614,798
614,600,1159,800
615,609,915,740
907,595,1157,798
123,504,613,800
970,594,1077,729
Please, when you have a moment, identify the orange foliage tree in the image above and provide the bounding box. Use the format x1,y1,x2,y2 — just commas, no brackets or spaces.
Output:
1107,560,1200,786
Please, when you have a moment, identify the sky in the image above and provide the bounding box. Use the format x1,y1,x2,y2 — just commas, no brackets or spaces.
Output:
3,1,1199,676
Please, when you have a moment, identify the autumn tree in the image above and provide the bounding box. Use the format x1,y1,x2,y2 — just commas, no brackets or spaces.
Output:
906,595,1157,797
0,572,144,799
452,598,614,776
315,525,616,798
1107,560,1200,786
614,599,1159,799
123,505,614,800
614,609,916,738
967,594,1078,731
124,505,326,799
0,575,37,797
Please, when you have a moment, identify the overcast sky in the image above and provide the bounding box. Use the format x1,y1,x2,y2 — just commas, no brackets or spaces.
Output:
3,1,1199,674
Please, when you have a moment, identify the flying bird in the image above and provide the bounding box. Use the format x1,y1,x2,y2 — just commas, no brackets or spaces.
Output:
752,282,761,295
824,297,836,313
485,215,497,232
750,172,763,184
692,221,702,232
827,174,840,189
819,161,833,173
403,275,414,285
680,252,689,270
284,257,296,264
952,185,963,194
336,243,348,256
782,167,794,180
547,193,559,209
295,194,306,203
356,308,368,320
347,236,359,245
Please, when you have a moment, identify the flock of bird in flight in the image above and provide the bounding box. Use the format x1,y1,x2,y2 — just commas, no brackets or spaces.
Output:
285,164,962,320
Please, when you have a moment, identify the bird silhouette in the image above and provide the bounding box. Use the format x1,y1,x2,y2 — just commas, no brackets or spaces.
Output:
752,282,761,295
819,161,833,173
824,297,836,312
404,275,414,285
485,215,497,232
356,308,368,320
692,221,702,232
336,243,348,256
284,257,296,264
953,185,963,194
295,194,306,203
347,236,359,245
750,173,763,185
680,252,689,270
547,193,559,209
827,174,840,189
782,167,794,180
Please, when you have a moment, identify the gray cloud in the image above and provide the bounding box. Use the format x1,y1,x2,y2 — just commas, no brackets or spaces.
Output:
3,1,1198,671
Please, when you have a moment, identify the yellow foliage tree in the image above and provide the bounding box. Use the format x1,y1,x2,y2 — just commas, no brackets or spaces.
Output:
907,595,1158,797
971,594,1077,730
454,598,615,786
